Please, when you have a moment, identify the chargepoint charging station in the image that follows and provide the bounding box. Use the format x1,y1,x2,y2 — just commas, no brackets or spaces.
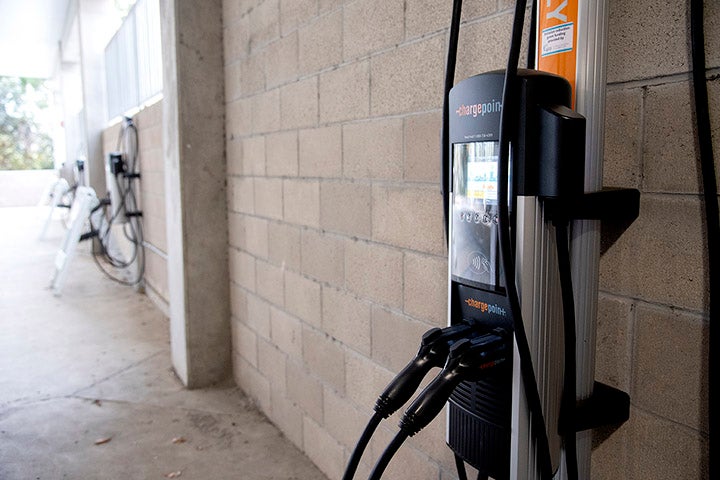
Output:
341,0,718,478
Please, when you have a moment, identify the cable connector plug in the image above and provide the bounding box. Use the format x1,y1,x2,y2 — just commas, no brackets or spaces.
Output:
398,328,510,436
374,323,475,418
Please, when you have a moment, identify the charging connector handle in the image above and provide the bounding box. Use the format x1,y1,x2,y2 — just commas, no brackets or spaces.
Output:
343,324,474,480
374,323,474,418
399,330,509,436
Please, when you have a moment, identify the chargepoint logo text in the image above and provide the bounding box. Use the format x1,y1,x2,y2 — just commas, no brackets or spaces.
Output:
465,298,507,317
456,99,502,118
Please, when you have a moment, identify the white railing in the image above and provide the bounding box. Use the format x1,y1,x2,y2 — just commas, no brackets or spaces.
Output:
105,0,162,121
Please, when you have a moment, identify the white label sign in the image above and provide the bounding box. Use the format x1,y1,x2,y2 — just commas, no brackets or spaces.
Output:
541,22,574,57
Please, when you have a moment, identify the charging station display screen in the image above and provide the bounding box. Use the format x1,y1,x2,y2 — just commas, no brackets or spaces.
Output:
451,142,501,290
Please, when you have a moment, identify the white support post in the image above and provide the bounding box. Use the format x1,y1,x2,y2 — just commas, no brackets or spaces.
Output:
40,178,71,240
50,186,100,296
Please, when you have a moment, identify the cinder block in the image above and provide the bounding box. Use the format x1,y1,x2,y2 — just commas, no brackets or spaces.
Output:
303,416,345,480
455,16,512,84
225,61,242,102
238,0,264,14
223,15,249,64
633,304,707,432
599,195,707,311
404,0,451,39
344,351,393,412
280,0,317,35
228,212,245,250
280,76,319,130
345,239,403,308
229,247,256,292
249,0,280,51
144,250,168,302
266,130,298,177
322,287,371,355
323,387,369,448
140,100,161,126
301,229,344,285
372,184,445,255
265,32,298,88
251,88,281,134
287,359,324,422
343,118,403,180
302,326,345,391
368,428,441,480
269,385,304,449
403,252,447,325
405,0,496,39
242,135,266,176
318,0,341,13
405,0,495,39
603,87,641,189
298,10,342,75
285,270,322,327
234,356,271,414
594,293,633,392
627,409,708,479
226,137,243,176
229,176,254,214
320,181,371,237
404,112,442,183
283,179,320,227
319,61,370,124
253,177,283,220
138,124,162,151
240,53,266,95
270,306,302,359
607,0,689,83
244,215,269,259
256,258,285,306
590,418,629,480
229,282,248,323
258,337,287,390
232,317,258,367
371,307,431,372
247,293,271,338
643,81,700,194
370,35,445,116
226,97,252,139
223,0,244,27
342,0,403,60
268,221,302,271
710,78,720,184
299,125,342,178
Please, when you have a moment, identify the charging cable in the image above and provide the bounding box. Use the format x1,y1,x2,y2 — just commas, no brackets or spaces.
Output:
342,324,475,480
496,0,554,477
554,220,579,480
90,116,145,286
368,330,510,480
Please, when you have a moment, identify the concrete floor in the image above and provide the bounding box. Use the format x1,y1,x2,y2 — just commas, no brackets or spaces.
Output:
0,206,327,480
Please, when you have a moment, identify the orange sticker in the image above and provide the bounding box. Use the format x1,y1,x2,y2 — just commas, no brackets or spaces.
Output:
537,0,579,107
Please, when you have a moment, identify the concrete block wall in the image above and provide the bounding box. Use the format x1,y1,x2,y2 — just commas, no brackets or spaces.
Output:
591,1,718,478
223,0,717,479
102,100,168,311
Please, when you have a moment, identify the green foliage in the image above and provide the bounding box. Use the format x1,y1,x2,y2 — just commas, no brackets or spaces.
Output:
0,76,54,170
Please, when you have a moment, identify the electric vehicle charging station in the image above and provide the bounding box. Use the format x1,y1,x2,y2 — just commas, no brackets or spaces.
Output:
342,0,642,479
